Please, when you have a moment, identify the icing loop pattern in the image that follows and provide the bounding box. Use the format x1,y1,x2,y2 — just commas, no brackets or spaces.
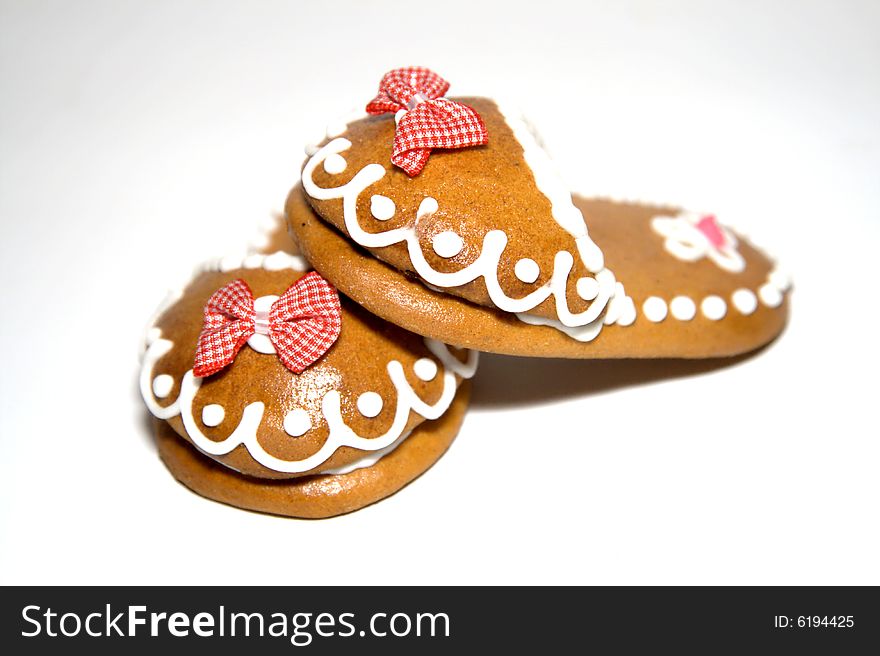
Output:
303,138,620,333
141,324,478,475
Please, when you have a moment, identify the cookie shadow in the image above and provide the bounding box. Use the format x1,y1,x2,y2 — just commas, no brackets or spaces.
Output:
469,351,758,408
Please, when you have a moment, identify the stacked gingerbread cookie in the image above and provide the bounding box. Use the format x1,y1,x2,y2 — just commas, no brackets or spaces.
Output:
140,67,790,518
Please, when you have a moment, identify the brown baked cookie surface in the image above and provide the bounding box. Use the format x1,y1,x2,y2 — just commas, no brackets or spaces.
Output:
140,252,477,481
292,96,790,356
299,98,612,323
154,381,469,519
289,185,789,358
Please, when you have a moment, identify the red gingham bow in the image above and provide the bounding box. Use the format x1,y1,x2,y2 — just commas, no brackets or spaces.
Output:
366,67,488,176
193,273,342,377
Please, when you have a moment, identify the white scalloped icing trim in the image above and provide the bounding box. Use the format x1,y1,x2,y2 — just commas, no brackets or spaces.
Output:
141,333,477,475
302,138,623,336
140,252,478,475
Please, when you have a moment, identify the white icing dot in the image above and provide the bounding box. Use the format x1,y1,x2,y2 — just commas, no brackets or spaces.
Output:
432,231,463,258
394,109,407,125
201,404,225,427
515,258,540,284
617,298,637,327
283,408,312,437
413,358,438,381
759,283,783,308
242,253,263,269
769,269,792,291
417,197,439,219
701,295,727,320
152,374,174,399
732,288,758,315
263,251,308,271
642,296,668,322
218,255,241,272
576,276,600,300
669,296,696,321
370,195,396,221
356,392,384,418
323,153,347,174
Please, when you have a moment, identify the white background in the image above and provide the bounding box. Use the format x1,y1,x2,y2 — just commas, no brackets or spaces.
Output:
1,0,878,585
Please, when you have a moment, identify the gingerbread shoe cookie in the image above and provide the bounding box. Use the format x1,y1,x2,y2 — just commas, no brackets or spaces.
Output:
139,252,477,517
289,67,790,358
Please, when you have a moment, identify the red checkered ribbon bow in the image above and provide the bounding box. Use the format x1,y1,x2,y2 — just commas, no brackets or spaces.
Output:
193,273,342,377
366,66,488,176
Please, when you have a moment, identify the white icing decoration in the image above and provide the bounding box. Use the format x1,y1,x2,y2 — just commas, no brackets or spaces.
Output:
140,325,478,474
219,255,241,273
432,231,463,258
140,251,308,423
318,430,411,475
617,300,637,326
304,107,368,156
246,295,279,354
759,283,783,308
732,289,758,315
517,277,635,339
602,282,636,327
142,290,184,351
417,197,438,220
413,358,438,381
643,296,668,323
323,153,347,174
515,259,540,284
140,333,180,419
701,295,727,320
356,392,383,418
496,102,605,273
152,374,174,399
202,404,225,427
301,130,617,335
769,269,792,291
201,251,310,275
262,251,308,272
370,194,396,221
651,211,746,273
756,266,790,309
243,253,264,268
669,296,696,321
576,276,599,301
516,312,604,342
608,292,637,327
298,110,791,343
283,409,312,437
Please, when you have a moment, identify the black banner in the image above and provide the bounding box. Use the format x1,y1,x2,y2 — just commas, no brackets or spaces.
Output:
2,586,877,653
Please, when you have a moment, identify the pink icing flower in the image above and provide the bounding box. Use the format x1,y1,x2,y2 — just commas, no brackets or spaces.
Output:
651,211,745,273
